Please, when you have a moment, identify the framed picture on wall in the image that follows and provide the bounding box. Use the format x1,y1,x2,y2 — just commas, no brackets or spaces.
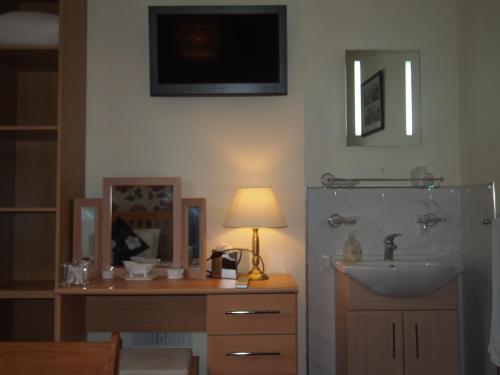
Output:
361,70,385,137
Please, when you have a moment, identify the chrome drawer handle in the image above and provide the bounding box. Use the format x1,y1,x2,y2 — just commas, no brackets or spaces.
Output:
226,351,281,357
225,310,280,315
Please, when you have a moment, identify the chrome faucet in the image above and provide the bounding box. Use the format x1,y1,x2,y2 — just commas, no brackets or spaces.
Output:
384,234,402,261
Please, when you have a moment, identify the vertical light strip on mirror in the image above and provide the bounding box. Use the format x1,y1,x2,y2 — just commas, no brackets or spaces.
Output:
405,61,413,136
354,60,362,136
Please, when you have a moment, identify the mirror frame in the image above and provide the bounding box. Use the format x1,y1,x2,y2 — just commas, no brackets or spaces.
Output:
72,198,102,278
182,198,207,280
102,177,182,269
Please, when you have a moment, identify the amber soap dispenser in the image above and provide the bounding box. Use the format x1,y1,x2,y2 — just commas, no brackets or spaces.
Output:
342,230,363,262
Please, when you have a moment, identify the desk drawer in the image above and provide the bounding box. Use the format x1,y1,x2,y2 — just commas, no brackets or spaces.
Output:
86,295,206,332
207,294,296,335
208,334,296,375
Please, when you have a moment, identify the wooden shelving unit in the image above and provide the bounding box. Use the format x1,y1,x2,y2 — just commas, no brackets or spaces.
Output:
0,0,86,341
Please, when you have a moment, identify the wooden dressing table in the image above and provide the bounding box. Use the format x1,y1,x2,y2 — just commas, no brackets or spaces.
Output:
55,274,298,375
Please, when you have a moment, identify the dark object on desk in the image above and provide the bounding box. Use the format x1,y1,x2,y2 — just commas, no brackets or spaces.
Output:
111,217,149,266
210,250,238,279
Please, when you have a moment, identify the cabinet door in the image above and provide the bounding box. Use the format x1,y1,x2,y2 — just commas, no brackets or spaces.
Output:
403,311,459,375
348,311,403,375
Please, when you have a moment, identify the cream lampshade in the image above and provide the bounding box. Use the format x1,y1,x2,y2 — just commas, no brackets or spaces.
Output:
224,187,286,280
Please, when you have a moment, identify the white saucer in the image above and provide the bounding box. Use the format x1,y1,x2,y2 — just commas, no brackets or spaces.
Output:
121,275,158,281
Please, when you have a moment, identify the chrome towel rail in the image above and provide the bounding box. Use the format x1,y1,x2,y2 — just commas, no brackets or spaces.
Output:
321,173,444,188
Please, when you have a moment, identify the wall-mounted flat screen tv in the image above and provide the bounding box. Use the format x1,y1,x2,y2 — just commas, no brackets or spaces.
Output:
149,5,287,96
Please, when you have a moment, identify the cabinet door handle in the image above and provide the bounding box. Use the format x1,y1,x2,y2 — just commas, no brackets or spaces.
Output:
226,351,281,357
415,323,420,359
392,323,396,359
225,310,280,315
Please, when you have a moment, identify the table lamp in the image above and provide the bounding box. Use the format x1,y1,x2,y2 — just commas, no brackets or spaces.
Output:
223,187,286,280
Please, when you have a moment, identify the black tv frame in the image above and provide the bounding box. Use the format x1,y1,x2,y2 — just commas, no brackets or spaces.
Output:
149,5,287,97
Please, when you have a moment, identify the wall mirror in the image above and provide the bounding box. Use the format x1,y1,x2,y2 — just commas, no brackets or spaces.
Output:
102,178,182,269
182,198,207,279
346,50,421,146
73,198,102,278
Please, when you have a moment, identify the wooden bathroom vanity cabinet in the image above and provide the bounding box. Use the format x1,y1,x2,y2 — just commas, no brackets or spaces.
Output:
335,272,459,375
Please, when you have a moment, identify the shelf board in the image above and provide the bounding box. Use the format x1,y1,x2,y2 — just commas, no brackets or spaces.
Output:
0,207,57,213
14,0,60,4
0,46,58,71
0,126,57,131
0,45,58,51
0,126,58,140
0,281,55,299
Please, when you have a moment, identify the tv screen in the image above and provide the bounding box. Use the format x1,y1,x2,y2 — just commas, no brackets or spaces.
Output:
149,6,287,96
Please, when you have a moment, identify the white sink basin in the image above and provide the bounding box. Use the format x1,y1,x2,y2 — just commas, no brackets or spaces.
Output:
332,258,463,297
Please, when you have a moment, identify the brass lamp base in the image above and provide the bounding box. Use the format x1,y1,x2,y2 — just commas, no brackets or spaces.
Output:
247,227,268,281
248,268,268,281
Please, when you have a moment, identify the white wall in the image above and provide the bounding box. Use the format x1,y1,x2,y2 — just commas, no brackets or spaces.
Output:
85,0,306,373
458,0,500,372
304,0,461,186
458,0,500,207
86,0,464,373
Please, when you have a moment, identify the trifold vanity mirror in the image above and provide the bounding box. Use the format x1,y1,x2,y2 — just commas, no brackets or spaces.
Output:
346,50,421,146
74,177,208,279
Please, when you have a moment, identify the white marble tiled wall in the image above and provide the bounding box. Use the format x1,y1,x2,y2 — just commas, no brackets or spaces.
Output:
306,186,466,375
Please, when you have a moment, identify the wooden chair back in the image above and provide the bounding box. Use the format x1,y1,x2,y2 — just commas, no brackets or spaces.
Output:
0,333,120,375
